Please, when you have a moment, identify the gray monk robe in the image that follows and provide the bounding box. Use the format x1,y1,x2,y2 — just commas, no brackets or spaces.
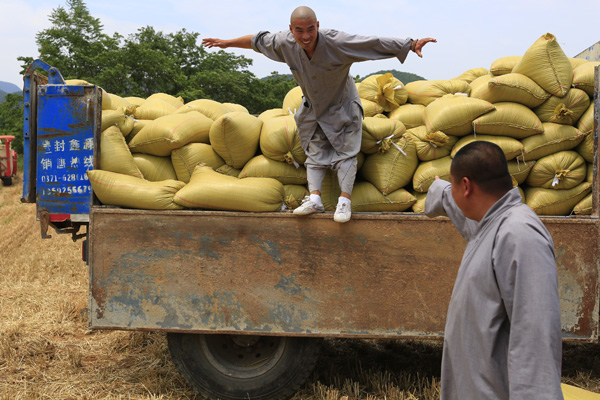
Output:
425,180,563,400
251,29,413,153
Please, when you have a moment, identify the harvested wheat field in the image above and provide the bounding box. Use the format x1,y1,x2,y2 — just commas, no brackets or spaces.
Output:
1,173,600,400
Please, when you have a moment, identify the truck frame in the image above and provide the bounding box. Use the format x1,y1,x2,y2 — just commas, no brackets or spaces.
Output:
21,60,600,400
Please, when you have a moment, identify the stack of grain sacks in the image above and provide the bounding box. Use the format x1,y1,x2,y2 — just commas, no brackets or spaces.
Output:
89,33,598,216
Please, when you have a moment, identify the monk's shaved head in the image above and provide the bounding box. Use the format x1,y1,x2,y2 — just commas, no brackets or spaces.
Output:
290,6,317,24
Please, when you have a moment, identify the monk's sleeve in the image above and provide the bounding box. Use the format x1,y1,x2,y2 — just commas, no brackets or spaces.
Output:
251,31,287,63
331,30,413,64
425,179,477,239
493,213,563,399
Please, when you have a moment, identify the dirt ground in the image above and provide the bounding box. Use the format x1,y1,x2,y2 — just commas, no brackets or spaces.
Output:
1,174,600,399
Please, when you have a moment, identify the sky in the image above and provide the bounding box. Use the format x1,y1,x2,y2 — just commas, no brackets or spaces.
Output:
1,0,599,90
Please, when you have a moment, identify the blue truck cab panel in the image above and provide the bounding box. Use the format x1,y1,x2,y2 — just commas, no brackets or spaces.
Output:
22,60,101,239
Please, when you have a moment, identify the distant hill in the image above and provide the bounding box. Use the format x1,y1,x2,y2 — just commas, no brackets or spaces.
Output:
0,81,21,94
359,70,425,84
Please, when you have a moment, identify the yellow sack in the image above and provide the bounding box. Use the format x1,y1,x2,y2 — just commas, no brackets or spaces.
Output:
283,185,309,210
360,98,385,117
526,151,586,189
572,61,600,97
489,56,522,76
258,108,288,121
577,103,595,136
576,131,594,163
512,33,572,97
87,169,184,210
101,107,128,133
173,164,284,212
124,96,146,106
573,193,592,215
525,182,591,216
533,88,590,125
106,93,131,111
412,156,452,193
171,143,225,183
126,119,152,143
451,134,524,160
100,126,143,179
569,58,590,70
404,126,458,161
175,99,230,120
239,155,307,185
223,103,249,113
132,154,177,182
216,164,242,177
210,112,263,169
129,111,214,156
388,104,425,129
358,73,407,111
587,163,594,183
405,79,471,106
470,73,550,108
361,117,407,154
134,98,178,120
411,191,427,213
472,102,544,139
260,115,307,166
360,138,418,195
282,86,303,114
507,160,535,185
519,123,585,161
320,169,341,212
351,181,416,212
146,93,184,109
452,67,489,83
423,95,495,136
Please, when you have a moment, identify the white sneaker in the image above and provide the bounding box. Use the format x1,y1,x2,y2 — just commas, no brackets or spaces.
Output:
293,196,325,215
334,201,352,223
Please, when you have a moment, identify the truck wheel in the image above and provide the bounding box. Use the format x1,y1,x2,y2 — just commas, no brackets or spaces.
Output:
167,333,322,400
1,176,12,186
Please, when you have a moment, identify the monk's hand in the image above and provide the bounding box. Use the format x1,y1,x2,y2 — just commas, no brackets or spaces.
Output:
202,38,228,49
414,37,437,58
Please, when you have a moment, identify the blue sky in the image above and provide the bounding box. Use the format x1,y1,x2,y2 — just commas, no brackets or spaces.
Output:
1,0,599,90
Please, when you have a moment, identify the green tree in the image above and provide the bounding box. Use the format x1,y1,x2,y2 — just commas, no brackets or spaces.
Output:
0,94,25,154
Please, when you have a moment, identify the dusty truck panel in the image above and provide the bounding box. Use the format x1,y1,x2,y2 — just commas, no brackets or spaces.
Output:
88,209,599,340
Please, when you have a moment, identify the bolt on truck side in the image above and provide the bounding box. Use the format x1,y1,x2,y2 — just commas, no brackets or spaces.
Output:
21,59,600,400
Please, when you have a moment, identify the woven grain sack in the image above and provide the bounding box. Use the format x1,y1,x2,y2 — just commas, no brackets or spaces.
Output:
171,143,225,183
412,156,452,193
512,33,572,97
106,93,131,111
576,131,594,163
320,169,341,211
239,155,307,185
223,103,249,113
526,151,586,189
573,193,592,215
175,99,230,120
173,164,284,212
361,117,407,154
124,96,146,107
404,125,458,161
424,95,495,136
570,58,590,70
360,138,418,194
472,102,544,139
282,86,303,114
388,104,425,129
147,93,184,109
411,191,427,213
525,182,591,216
100,126,143,179
283,185,309,210
519,123,585,161
470,73,550,108
87,169,184,210
572,62,600,97
533,88,590,125
126,119,152,143
258,108,288,121
134,98,178,120
452,67,489,84
101,107,128,133
587,163,594,183
210,112,263,169
129,111,213,156
351,181,416,212
358,73,407,111
577,103,594,136
132,154,177,182
507,160,535,185
361,98,385,117
451,135,524,160
405,80,471,106
489,56,522,76
260,115,307,166
216,164,242,177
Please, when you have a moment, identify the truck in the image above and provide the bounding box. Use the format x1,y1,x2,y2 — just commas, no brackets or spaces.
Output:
21,58,600,400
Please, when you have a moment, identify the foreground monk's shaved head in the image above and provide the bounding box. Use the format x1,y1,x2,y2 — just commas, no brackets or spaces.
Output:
290,6,317,23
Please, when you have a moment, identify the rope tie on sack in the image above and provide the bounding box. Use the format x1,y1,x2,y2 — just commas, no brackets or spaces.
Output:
284,151,300,168
552,170,570,187
288,107,296,115
517,149,527,169
554,104,574,123
377,134,406,155
425,131,449,148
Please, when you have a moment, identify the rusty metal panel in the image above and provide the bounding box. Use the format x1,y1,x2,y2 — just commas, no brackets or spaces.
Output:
89,209,599,341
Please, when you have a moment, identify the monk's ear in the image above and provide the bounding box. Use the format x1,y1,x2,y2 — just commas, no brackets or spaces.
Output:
463,177,475,198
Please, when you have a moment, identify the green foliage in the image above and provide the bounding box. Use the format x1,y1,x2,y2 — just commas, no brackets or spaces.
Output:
358,69,426,84
0,93,25,154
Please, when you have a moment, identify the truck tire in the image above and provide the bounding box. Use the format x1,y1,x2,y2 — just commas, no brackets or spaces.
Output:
167,333,322,400
1,176,12,186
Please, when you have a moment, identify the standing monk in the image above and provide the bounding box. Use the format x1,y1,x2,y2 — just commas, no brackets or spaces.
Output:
203,6,436,222
425,141,563,400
